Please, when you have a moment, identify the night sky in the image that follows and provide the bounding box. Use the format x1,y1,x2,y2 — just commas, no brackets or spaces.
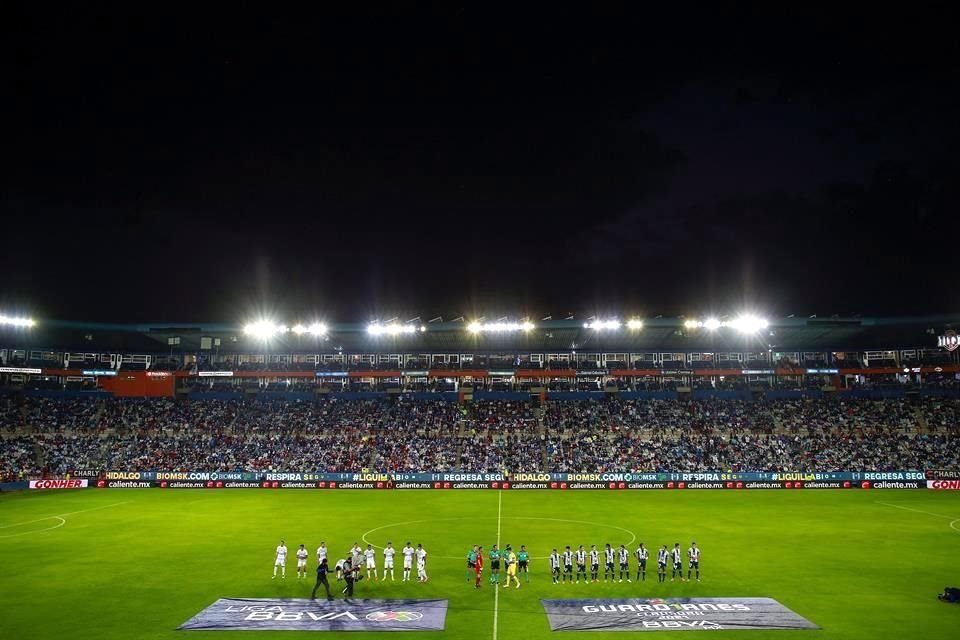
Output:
3,5,959,324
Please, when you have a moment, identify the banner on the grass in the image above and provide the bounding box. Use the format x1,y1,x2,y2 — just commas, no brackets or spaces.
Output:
178,598,448,631
541,597,819,632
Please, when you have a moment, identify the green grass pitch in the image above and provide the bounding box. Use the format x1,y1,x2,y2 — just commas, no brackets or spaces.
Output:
1,488,957,639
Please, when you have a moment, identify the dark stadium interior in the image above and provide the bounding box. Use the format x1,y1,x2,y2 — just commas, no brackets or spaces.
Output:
3,6,960,322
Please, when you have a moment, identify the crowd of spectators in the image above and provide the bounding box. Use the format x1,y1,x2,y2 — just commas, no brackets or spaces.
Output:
0,396,957,481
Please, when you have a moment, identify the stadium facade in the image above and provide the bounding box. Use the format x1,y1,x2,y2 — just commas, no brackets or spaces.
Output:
1,314,958,399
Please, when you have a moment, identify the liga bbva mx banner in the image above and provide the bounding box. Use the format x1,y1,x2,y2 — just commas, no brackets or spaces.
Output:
541,597,819,632
178,598,448,631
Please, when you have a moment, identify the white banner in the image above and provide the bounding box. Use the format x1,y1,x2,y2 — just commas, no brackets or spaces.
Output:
927,480,960,489
198,371,234,377
0,367,42,374
29,479,89,489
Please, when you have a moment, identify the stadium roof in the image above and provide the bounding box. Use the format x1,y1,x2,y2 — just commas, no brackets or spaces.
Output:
5,314,959,354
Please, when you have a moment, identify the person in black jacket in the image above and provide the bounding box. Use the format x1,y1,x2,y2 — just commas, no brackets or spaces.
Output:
340,556,360,597
311,558,334,601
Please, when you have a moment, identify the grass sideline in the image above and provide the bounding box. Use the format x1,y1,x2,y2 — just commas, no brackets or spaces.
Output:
0,488,957,640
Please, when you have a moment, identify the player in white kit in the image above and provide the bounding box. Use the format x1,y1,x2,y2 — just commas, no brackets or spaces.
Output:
383,542,396,581
316,542,328,566
364,544,378,581
296,544,309,579
402,542,415,581
416,543,428,582
272,539,288,579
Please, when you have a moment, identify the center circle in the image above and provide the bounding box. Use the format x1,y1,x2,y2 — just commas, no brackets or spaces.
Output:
362,516,636,560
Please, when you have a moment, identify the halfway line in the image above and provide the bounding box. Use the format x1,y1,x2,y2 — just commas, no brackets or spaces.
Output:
492,490,502,640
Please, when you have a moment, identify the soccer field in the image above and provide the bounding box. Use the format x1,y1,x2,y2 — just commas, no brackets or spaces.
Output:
0,488,957,639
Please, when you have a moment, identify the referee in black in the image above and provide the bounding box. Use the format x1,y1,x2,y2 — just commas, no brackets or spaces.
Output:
311,558,334,601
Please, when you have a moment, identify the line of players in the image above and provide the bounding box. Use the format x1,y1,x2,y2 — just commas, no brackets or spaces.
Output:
546,542,701,584
272,540,429,586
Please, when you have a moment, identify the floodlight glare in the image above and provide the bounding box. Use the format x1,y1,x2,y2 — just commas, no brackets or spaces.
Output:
703,317,723,331
0,315,36,328
466,321,535,334
626,319,644,330
243,321,288,340
367,323,416,336
683,319,700,329
293,322,328,336
584,319,621,330
728,314,769,334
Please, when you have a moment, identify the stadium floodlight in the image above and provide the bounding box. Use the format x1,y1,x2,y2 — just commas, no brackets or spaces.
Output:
584,319,621,330
243,320,289,340
367,323,417,336
0,314,36,328
292,322,328,336
683,319,701,329
626,319,644,330
466,321,535,334
727,314,769,334
703,317,723,331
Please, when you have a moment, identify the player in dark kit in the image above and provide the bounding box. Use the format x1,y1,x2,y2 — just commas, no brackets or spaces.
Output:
657,545,668,583
603,544,615,582
618,544,630,582
671,543,684,582
589,545,600,583
575,545,587,583
635,543,648,582
562,546,574,583
549,548,561,584
687,542,701,582
311,558,334,601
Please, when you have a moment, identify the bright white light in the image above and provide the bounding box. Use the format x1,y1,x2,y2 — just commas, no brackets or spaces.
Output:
727,315,769,334
626,319,644,330
584,320,621,330
243,321,288,340
703,317,723,331
367,323,417,336
466,321,535,334
292,322,328,336
683,319,700,329
0,315,36,328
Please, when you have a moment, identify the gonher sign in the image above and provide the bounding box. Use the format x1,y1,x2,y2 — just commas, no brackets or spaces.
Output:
178,598,448,631
927,480,960,490
29,479,89,489
541,598,819,632
938,330,959,352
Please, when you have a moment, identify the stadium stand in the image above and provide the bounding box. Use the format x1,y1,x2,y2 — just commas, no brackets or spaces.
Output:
1,396,957,481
